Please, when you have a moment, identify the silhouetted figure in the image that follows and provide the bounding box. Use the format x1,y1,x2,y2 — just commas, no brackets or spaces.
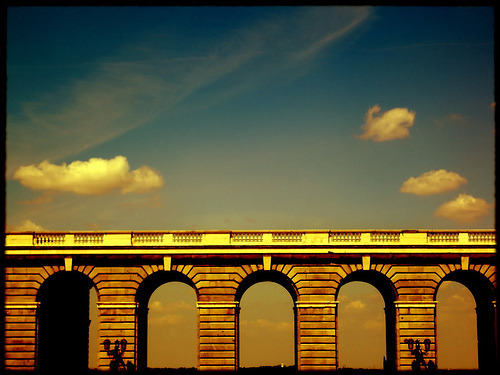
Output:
104,338,128,372
405,338,435,372
411,341,427,371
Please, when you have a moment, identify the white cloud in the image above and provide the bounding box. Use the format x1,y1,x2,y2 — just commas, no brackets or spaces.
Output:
9,219,46,232
13,156,163,195
358,105,416,142
434,194,493,224
400,169,467,195
345,300,366,311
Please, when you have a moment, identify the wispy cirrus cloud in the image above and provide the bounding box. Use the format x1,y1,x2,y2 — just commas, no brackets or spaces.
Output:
13,156,164,195
400,169,467,195
434,193,493,224
7,7,371,174
357,105,416,142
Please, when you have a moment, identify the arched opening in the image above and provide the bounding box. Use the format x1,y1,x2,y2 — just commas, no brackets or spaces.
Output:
336,270,397,371
337,281,385,369
148,282,197,368
436,280,477,369
436,270,496,371
235,270,297,370
135,271,198,371
36,271,95,373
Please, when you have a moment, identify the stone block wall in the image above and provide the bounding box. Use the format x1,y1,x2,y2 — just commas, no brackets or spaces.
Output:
3,236,496,372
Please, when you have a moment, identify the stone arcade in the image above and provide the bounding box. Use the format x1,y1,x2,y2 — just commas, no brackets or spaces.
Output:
3,230,497,372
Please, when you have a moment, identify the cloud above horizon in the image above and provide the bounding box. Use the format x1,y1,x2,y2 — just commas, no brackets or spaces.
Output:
240,318,293,333
148,300,195,327
400,169,467,195
345,299,366,311
434,194,493,224
9,219,46,232
13,156,164,195
358,105,416,142
7,7,371,175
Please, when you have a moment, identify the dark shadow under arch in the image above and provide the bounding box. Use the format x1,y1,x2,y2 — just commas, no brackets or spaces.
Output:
336,270,398,371
135,271,198,371
436,270,496,372
36,271,95,374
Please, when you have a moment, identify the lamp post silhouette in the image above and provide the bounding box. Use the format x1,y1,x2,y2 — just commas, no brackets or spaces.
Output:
103,338,127,372
404,338,436,371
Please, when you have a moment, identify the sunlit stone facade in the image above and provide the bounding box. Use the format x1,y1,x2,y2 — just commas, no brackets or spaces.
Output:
3,230,497,372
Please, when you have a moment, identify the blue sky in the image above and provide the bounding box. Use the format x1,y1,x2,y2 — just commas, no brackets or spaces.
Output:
6,6,494,369
6,6,495,232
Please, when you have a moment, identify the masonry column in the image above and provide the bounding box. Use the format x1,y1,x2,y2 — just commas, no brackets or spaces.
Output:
395,301,437,371
296,301,338,371
197,301,239,371
3,301,38,371
97,301,138,371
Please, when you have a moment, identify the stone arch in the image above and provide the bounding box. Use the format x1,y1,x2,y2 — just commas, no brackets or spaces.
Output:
135,270,199,371
235,269,299,303
36,270,96,373
335,269,398,371
435,269,496,372
235,269,298,368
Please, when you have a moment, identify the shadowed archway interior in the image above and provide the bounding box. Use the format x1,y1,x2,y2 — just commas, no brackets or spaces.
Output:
37,271,94,373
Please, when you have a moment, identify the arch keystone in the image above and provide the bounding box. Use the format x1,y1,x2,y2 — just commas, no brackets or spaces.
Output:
163,256,172,271
263,254,272,271
461,256,469,270
64,257,73,272
362,255,371,271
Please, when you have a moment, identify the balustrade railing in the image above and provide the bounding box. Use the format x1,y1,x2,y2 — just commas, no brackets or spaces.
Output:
132,233,164,244
468,231,496,242
371,232,400,242
428,232,459,242
231,232,263,242
172,233,203,242
33,234,65,245
6,230,495,249
74,233,104,244
272,232,303,242
329,232,362,242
